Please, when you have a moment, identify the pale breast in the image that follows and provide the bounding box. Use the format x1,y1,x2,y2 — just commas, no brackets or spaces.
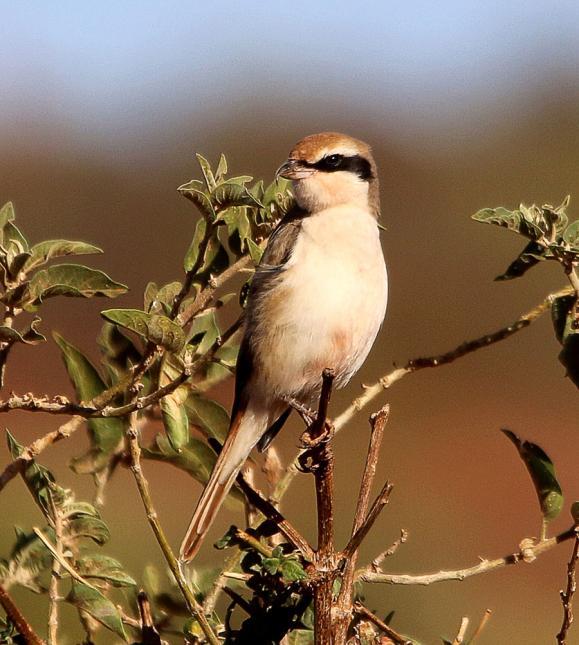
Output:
251,204,388,400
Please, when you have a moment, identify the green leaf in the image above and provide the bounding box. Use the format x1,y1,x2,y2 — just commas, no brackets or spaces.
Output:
215,153,228,183
495,241,546,281
178,179,216,221
6,431,65,515
0,202,15,229
262,557,281,575
101,309,185,353
280,558,307,582
23,240,102,273
68,515,111,545
211,180,260,211
551,295,576,345
159,355,190,451
97,322,142,374
185,392,230,442
26,264,127,306
0,318,46,346
143,434,216,487
563,220,579,250
472,205,543,239
502,429,564,521
187,310,220,355
183,219,229,277
53,333,124,454
184,218,208,272
196,153,217,191
559,334,579,388
76,554,136,587
247,238,264,264
67,580,127,640
143,435,243,504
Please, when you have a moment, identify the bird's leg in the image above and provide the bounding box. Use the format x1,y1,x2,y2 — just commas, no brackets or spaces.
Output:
282,395,317,424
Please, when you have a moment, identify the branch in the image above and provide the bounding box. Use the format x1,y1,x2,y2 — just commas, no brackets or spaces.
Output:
359,526,577,585
333,285,573,433
236,472,315,562
306,369,336,645
272,286,572,503
0,416,83,494
334,406,390,643
0,315,243,419
0,583,45,645
342,480,393,562
47,493,64,645
353,602,411,645
125,411,219,645
557,527,579,644
451,616,469,644
177,254,253,327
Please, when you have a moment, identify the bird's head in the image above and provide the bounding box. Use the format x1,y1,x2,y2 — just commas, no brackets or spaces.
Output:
276,132,379,216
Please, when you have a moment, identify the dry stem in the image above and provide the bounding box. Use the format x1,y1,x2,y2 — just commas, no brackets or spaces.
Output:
557,527,579,644
359,526,577,585
0,583,45,645
126,412,219,645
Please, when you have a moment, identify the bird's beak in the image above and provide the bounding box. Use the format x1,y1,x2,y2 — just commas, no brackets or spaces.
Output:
275,159,316,181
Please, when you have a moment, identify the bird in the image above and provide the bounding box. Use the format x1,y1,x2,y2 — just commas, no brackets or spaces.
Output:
179,132,388,561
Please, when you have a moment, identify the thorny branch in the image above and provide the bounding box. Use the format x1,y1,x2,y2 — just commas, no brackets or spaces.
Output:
557,527,579,644
358,526,577,585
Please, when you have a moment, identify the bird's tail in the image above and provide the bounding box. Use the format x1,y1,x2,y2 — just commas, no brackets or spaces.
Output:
179,406,267,562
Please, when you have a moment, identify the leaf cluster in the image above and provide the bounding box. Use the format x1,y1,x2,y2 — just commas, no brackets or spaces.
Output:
0,434,134,641
472,197,579,386
215,523,312,644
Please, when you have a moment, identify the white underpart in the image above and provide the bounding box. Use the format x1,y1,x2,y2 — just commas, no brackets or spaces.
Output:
252,203,388,402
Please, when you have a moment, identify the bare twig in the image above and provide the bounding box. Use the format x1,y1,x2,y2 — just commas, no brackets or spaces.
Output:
353,602,411,645
33,528,98,591
370,529,409,571
342,481,394,562
0,583,45,645
334,406,389,643
125,412,219,644
452,616,469,644
557,527,579,644
359,526,577,585
236,472,315,562
470,609,492,642
47,493,64,645
0,416,83,493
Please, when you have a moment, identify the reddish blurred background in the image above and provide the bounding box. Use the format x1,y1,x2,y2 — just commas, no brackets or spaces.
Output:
1,3,578,643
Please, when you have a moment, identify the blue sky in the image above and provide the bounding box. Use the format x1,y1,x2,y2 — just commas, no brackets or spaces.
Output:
3,1,579,144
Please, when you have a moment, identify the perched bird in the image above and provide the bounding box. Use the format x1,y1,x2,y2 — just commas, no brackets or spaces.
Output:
179,132,388,561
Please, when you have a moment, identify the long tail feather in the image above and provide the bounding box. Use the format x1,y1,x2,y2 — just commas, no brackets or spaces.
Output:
179,408,265,562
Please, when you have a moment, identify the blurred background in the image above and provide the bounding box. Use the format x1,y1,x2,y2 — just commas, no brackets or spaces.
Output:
1,1,578,642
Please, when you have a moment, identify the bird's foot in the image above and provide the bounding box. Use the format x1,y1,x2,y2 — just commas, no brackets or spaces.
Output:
299,419,335,449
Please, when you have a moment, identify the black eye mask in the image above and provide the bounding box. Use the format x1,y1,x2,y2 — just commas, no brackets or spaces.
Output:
306,153,373,181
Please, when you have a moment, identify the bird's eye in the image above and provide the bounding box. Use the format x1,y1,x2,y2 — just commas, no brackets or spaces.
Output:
324,154,343,168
